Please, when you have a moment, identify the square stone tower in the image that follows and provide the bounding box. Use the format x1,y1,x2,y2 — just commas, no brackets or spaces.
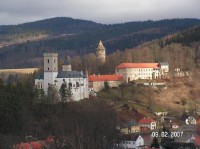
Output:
43,53,58,93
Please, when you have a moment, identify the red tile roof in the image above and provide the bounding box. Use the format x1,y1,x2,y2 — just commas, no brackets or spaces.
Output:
116,63,159,69
89,74,124,82
194,136,200,146
139,118,155,124
197,119,200,125
13,141,44,149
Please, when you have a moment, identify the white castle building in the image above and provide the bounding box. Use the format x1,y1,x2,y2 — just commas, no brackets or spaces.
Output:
115,62,169,83
35,53,89,101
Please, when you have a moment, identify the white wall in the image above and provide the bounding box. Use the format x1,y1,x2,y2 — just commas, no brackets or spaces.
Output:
135,135,144,148
35,79,44,89
54,77,89,101
44,72,58,93
116,68,160,82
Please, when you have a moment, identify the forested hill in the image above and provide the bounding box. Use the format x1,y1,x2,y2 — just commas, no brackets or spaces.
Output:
0,17,200,68
0,17,102,35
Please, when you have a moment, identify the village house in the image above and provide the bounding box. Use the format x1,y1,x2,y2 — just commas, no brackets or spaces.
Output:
139,118,156,130
154,111,168,116
120,120,141,134
115,62,169,83
88,74,124,92
119,135,144,149
35,53,89,101
185,116,197,125
13,136,54,149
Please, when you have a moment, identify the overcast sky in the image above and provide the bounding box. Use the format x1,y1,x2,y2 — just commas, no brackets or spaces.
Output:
0,0,200,25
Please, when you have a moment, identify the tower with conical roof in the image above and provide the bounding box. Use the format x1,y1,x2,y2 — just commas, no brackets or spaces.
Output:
62,55,72,71
96,40,106,64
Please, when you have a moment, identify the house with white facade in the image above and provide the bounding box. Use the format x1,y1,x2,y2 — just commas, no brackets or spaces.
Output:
185,116,197,125
120,120,140,134
139,118,156,130
119,135,144,149
115,62,169,83
159,62,169,78
35,53,89,101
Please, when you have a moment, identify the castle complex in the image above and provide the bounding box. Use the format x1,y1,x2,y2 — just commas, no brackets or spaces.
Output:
115,62,169,83
35,41,170,101
96,40,106,64
35,53,89,101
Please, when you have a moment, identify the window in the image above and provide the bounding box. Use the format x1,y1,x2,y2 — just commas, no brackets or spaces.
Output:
76,82,80,87
68,82,72,88
47,59,49,63
48,67,49,70
54,59,56,63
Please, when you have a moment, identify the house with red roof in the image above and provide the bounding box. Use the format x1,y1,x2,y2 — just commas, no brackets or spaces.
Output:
88,74,124,92
13,136,55,149
115,62,169,83
139,118,156,130
13,141,44,149
193,136,200,148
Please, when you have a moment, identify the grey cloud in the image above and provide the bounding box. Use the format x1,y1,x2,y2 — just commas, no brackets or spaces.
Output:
0,0,200,25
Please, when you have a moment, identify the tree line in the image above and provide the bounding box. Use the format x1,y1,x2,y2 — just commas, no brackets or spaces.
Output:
0,74,117,149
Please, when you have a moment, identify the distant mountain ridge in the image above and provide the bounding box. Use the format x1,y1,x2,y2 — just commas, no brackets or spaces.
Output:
0,17,200,68
0,17,102,35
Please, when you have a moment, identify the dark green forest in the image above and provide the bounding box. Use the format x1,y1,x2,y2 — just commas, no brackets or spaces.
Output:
0,75,117,149
0,17,200,68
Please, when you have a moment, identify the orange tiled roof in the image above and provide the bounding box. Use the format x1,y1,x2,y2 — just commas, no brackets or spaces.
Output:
139,118,155,124
89,74,124,82
197,119,200,125
14,141,44,149
194,136,200,146
116,63,159,69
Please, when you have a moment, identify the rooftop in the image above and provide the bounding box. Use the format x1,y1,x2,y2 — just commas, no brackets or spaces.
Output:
89,74,123,82
43,53,58,57
96,40,106,51
35,73,44,79
116,63,159,69
139,118,155,124
159,62,169,66
63,55,71,65
57,71,85,78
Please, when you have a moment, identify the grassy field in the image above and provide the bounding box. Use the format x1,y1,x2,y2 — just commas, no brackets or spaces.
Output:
0,68,39,74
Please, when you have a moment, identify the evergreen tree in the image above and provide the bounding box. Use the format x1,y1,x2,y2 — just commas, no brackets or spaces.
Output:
48,85,59,104
59,81,67,102
151,137,160,148
104,81,110,92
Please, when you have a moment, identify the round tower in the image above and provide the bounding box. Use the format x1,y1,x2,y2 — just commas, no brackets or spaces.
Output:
96,40,106,64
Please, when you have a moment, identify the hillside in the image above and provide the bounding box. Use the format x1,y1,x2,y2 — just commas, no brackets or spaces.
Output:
97,77,200,123
0,17,200,68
